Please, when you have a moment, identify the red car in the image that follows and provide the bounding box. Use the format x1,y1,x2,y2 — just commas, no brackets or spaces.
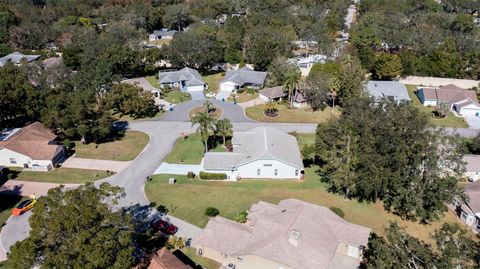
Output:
150,219,178,235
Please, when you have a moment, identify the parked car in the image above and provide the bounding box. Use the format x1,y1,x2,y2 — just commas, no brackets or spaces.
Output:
12,199,36,216
150,219,178,235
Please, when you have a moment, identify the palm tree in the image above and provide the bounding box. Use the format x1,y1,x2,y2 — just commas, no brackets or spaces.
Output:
436,103,450,118
329,77,340,114
191,112,217,152
283,67,301,109
203,100,215,113
215,118,233,146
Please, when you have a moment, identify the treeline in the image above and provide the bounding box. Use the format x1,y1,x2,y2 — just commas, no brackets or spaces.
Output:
351,0,480,80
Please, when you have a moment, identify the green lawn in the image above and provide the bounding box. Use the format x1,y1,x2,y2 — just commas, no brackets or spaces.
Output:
8,167,111,184
228,91,259,103
74,131,149,161
181,247,221,269
246,103,340,123
293,133,316,148
164,133,225,164
164,91,192,104
145,75,160,88
0,260,12,269
145,167,462,243
203,73,224,94
406,85,468,128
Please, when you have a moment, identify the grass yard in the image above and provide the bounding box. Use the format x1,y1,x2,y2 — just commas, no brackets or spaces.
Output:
145,168,462,243
164,133,226,164
181,247,221,269
164,91,192,104
145,75,161,89
148,39,171,46
245,103,340,123
203,73,224,94
406,85,468,128
8,167,111,184
228,91,259,103
74,131,149,161
292,133,316,148
0,260,12,269
115,111,164,121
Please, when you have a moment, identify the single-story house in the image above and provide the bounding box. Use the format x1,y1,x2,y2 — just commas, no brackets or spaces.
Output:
0,122,64,171
464,155,480,182
219,67,267,93
451,180,480,232
365,81,411,103
417,84,480,117
203,127,304,180
158,67,206,93
0,52,40,67
147,248,192,269
193,198,371,269
149,29,177,41
258,86,286,102
289,54,328,76
293,89,307,108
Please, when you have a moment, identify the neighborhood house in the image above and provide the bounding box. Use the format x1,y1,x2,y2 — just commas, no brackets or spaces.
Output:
365,81,411,103
0,52,40,67
149,29,177,41
193,199,371,269
258,86,286,102
158,67,206,93
451,180,480,232
203,127,304,180
416,84,480,117
464,155,480,182
0,122,64,171
219,67,267,93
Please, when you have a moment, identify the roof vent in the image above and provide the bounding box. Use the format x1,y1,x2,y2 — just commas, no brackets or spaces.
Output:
288,229,301,247
281,209,287,213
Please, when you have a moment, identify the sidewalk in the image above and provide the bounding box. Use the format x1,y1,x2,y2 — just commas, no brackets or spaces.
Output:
62,156,131,172
0,180,79,196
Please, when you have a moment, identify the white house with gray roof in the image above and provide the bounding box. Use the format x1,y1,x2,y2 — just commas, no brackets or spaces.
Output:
365,81,411,103
0,52,40,68
158,67,206,93
219,67,267,94
149,29,177,41
193,198,371,269
203,127,304,180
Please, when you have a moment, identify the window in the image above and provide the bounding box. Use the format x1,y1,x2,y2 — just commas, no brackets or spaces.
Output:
295,169,299,176
274,169,278,176
460,211,468,221
263,164,272,167
257,169,261,176
9,158,16,164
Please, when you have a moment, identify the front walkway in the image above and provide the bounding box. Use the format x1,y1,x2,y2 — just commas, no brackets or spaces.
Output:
62,156,132,172
154,162,203,175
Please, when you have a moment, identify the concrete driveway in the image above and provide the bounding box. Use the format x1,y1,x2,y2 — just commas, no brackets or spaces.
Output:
464,117,480,129
154,163,203,175
189,91,205,100
62,156,131,172
160,100,251,122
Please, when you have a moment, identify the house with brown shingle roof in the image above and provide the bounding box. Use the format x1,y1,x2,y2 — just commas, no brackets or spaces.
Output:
147,248,193,269
417,84,480,117
0,122,64,171
193,199,371,269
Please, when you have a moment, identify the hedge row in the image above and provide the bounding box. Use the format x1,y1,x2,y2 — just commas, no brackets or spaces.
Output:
199,172,227,180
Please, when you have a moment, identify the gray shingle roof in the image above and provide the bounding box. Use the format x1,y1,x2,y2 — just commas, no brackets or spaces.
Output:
259,86,286,99
158,67,205,86
151,29,177,37
221,67,267,86
0,52,40,67
203,127,304,170
193,199,371,269
365,81,411,102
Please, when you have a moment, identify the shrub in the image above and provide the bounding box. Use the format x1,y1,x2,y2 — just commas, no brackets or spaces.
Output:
156,205,169,214
205,207,220,217
187,171,196,178
246,88,255,95
234,211,248,223
329,207,345,218
199,171,226,180
237,88,245,94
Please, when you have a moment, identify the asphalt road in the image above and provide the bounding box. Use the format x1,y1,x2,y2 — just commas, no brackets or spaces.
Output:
160,100,251,122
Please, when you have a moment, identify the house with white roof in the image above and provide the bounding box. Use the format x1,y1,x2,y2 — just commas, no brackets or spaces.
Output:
219,67,267,94
203,127,304,180
365,81,411,103
193,198,371,269
464,155,480,182
149,29,177,41
0,52,40,67
416,84,480,118
158,67,206,93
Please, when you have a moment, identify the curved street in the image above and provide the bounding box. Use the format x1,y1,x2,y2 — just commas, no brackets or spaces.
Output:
1,101,479,260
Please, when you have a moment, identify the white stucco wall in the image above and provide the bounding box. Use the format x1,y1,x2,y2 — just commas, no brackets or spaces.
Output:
259,94,271,102
220,81,238,92
0,148,53,170
458,104,480,117
236,159,301,179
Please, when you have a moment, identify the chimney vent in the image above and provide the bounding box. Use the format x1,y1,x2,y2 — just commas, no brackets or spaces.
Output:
288,229,301,247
